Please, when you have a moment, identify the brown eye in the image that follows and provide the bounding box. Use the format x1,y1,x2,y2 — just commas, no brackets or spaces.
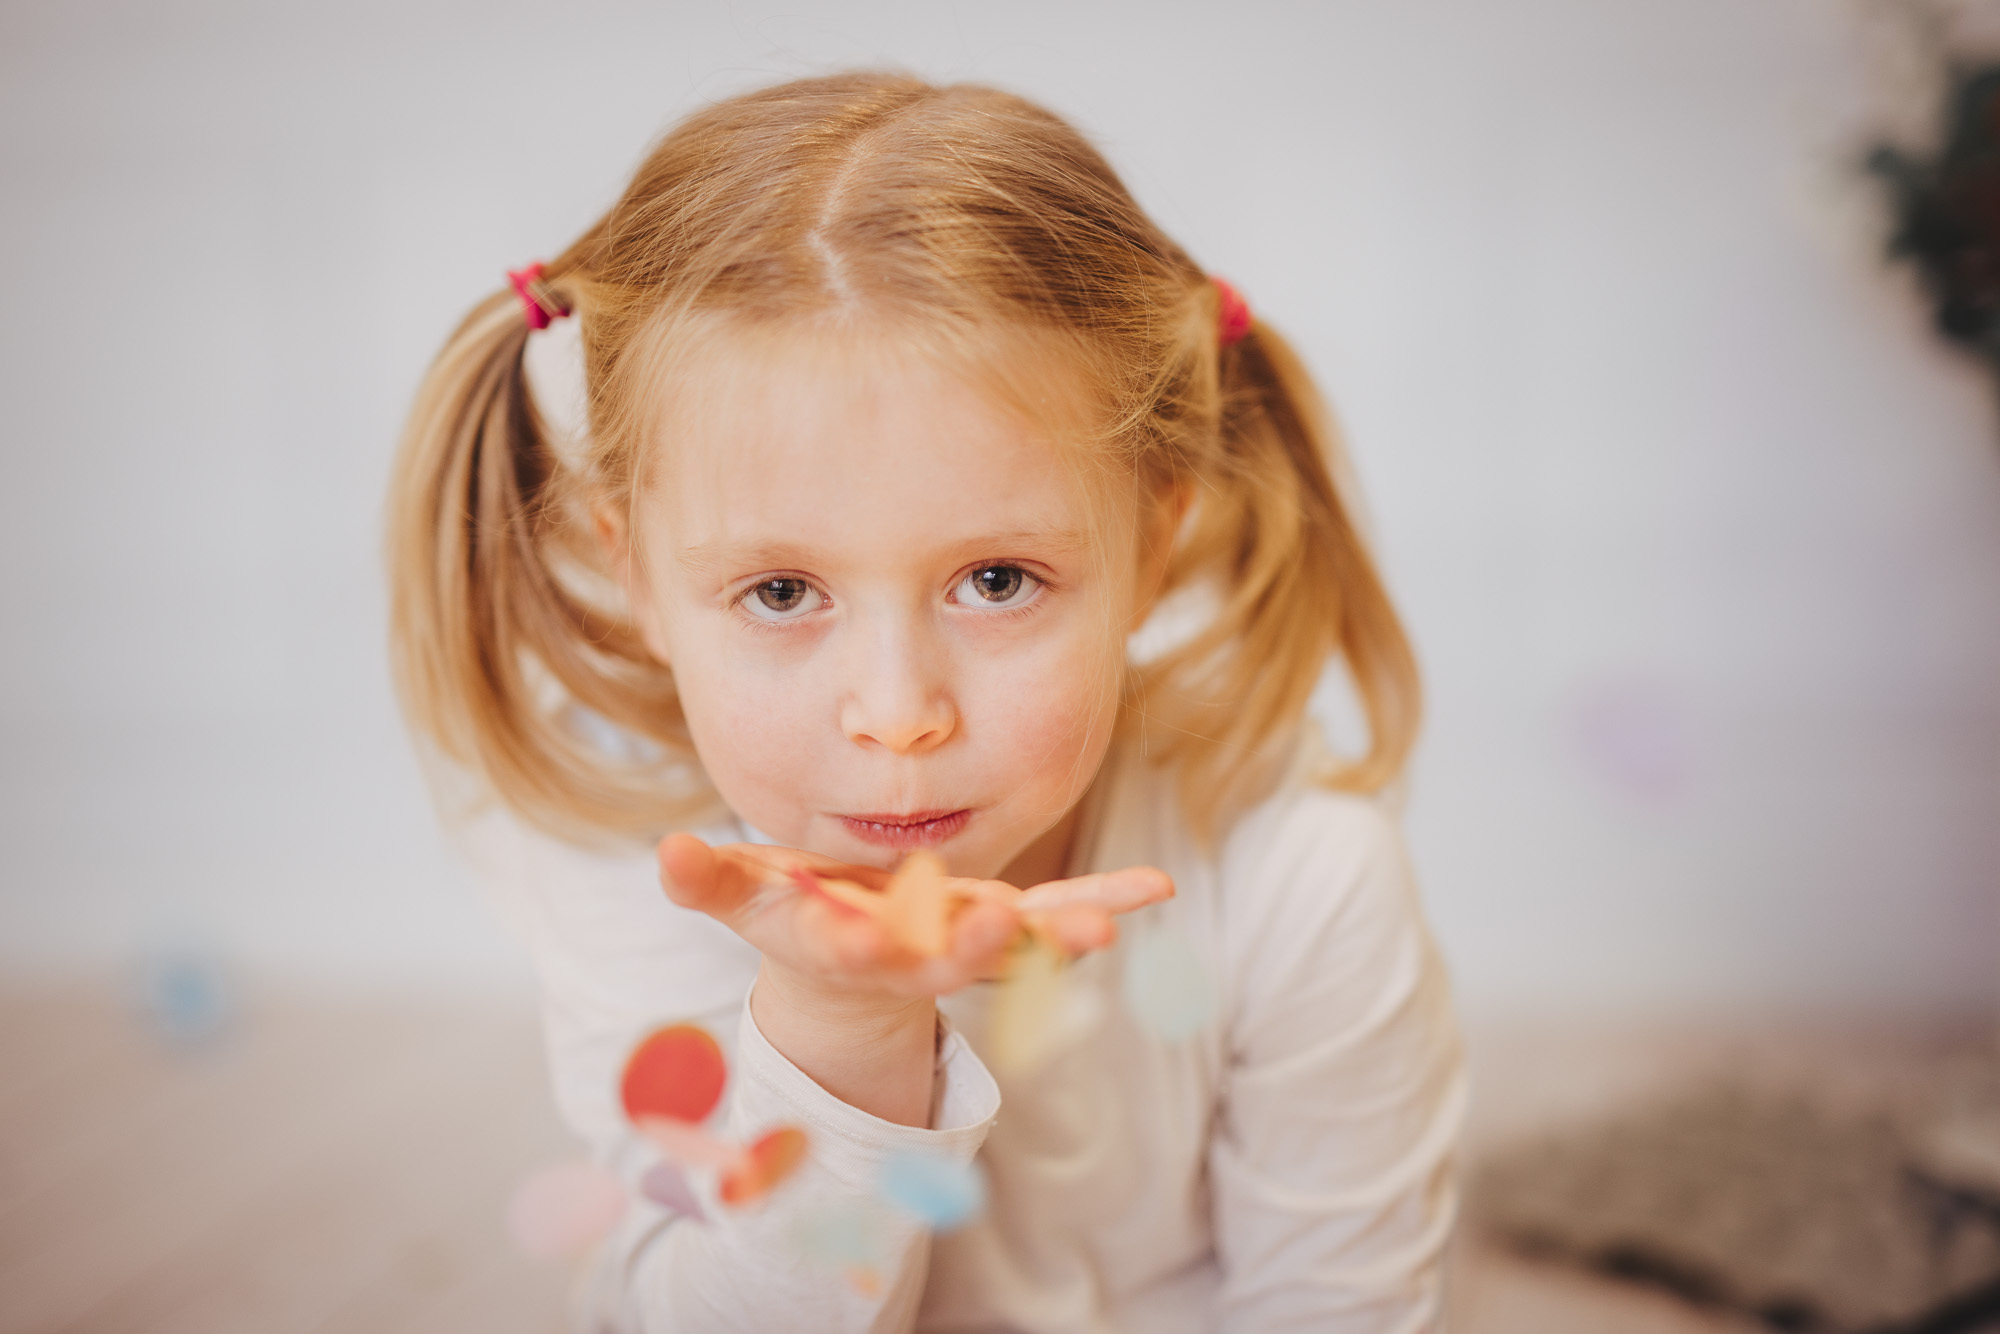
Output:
745,578,822,620
957,566,1037,608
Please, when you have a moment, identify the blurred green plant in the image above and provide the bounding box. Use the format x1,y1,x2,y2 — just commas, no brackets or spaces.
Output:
1872,65,2000,374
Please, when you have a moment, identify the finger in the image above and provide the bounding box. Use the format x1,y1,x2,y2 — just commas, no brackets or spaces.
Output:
663,837,889,924
1031,903,1118,956
912,900,1018,994
953,900,1019,970
1016,866,1173,917
749,845,894,891
953,877,1024,909
710,842,897,896
659,837,810,932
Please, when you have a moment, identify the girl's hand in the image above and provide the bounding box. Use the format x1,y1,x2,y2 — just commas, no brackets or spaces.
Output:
657,833,1172,1126
656,833,1174,1001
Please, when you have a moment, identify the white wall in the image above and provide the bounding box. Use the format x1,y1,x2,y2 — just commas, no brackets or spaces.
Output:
3,0,1996,1010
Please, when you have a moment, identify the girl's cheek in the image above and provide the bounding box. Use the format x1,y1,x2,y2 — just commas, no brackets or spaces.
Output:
670,644,826,812
967,631,1122,782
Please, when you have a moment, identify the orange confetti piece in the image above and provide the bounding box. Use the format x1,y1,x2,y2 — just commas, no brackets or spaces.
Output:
720,1125,810,1206
621,1024,726,1125
792,853,958,957
880,851,951,956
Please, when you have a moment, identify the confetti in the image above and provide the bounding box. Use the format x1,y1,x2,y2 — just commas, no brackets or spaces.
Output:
1569,673,1691,804
791,1196,892,1265
638,1161,706,1219
506,1161,627,1259
878,1150,986,1231
635,1115,742,1169
987,934,1069,1074
878,851,952,956
133,947,233,1047
793,852,958,956
621,1024,726,1125
617,1022,811,1213
721,1125,809,1206
1122,922,1218,1042
789,1196,894,1295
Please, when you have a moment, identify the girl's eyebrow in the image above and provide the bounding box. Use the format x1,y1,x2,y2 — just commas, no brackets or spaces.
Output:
676,525,1094,578
675,539,819,579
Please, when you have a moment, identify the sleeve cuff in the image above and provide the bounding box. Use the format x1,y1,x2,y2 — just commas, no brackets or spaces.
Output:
728,986,1001,1193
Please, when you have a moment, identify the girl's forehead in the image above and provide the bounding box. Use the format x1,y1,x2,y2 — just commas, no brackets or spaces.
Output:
644,322,1106,486
650,317,1098,446
632,321,1131,569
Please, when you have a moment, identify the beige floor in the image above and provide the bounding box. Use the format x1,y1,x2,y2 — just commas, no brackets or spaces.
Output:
1,983,1983,1333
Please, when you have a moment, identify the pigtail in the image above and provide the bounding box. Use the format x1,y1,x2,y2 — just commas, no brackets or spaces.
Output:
386,273,716,843
1131,307,1421,836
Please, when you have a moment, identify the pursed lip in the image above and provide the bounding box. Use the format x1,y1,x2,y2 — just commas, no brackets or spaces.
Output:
835,808,972,849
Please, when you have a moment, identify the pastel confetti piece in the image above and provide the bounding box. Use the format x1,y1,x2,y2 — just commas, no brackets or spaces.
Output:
621,1024,726,1125
133,947,234,1047
1122,923,1218,1042
880,851,952,956
720,1125,810,1206
790,1196,890,1265
793,855,960,957
636,1115,744,1169
639,1161,707,1220
1569,673,1691,804
878,1150,986,1231
789,1195,895,1298
506,1161,627,1259
987,935,1069,1074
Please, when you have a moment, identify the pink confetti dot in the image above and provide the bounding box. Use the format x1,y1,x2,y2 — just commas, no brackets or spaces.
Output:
506,1162,627,1259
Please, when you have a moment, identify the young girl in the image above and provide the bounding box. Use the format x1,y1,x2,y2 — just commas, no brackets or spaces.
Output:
389,73,1462,1333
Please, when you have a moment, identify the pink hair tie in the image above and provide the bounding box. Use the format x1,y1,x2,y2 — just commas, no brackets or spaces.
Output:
507,261,571,331
1213,277,1253,346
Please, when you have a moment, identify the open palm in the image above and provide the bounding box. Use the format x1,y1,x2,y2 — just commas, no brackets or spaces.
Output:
656,833,1174,1000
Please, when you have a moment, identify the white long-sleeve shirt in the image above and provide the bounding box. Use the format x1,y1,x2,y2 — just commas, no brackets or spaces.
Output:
475,740,1465,1333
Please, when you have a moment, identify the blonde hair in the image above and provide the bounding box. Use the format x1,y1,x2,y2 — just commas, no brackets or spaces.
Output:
388,72,1419,845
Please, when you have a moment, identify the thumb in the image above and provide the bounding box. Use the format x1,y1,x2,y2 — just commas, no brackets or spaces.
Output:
657,832,723,911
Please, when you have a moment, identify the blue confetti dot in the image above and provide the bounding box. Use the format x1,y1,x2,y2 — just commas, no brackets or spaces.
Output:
1122,923,1217,1042
877,1151,985,1231
138,951,232,1046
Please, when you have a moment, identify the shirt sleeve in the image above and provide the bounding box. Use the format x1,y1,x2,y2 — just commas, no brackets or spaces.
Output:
466,814,1002,1334
1208,792,1466,1333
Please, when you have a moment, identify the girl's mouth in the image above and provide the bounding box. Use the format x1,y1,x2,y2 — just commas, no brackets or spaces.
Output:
836,809,971,849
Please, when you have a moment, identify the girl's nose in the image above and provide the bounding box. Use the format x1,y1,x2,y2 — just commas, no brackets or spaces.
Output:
839,627,956,756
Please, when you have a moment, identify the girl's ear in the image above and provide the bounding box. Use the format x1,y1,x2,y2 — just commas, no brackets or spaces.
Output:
593,504,630,583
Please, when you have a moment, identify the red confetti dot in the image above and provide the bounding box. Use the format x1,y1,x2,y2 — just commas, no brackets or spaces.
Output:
721,1125,809,1206
621,1024,726,1125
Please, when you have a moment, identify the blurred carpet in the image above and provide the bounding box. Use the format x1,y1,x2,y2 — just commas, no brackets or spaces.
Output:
0,983,1987,1332
0,984,575,1334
